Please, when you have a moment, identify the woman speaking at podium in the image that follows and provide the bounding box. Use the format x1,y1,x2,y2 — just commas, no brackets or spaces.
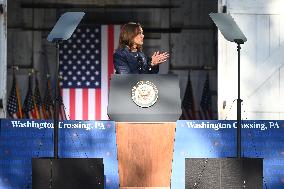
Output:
113,22,169,74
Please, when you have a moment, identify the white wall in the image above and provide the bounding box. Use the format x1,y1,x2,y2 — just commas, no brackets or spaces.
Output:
218,0,284,119
0,0,7,117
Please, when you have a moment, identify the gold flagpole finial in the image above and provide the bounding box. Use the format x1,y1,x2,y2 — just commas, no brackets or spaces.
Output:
12,66,19,71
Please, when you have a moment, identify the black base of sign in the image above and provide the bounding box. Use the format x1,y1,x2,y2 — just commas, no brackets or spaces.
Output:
32,158,104,189
185,158,263,189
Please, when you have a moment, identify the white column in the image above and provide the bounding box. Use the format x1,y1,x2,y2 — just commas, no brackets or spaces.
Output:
0,0,7,118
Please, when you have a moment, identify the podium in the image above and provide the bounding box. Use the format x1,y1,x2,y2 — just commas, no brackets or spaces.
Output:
108,74,181,188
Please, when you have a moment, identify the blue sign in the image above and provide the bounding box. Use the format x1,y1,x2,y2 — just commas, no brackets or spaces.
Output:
172,120,284,189
0,119,118,189
1,119,284,189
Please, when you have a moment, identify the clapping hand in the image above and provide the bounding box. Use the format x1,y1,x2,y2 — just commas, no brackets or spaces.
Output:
151,51,170,66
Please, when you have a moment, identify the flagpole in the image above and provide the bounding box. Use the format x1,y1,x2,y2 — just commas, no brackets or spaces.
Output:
14,69,23,118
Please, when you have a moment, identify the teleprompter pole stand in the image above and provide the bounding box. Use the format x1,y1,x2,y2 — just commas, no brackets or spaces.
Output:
195,15,263,189
53,40,61,159
209,13,247,158
47,12,85,158
235,39,244,158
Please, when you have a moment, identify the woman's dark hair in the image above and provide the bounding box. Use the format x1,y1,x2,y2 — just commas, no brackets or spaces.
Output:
118,22,143,51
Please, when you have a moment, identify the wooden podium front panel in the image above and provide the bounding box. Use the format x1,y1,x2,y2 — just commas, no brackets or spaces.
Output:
116,122,176,187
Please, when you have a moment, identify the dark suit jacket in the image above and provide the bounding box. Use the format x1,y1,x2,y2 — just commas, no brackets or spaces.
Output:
113,47,159,74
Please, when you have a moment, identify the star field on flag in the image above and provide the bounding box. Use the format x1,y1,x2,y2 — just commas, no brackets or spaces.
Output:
59,26,101,88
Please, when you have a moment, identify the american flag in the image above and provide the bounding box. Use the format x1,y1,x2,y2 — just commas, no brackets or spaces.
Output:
23,74,39,119
7,73,23,119
200,74,213,120
42,76,54,120
59,25,120,120
180,72,197,120
34,76,44,119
